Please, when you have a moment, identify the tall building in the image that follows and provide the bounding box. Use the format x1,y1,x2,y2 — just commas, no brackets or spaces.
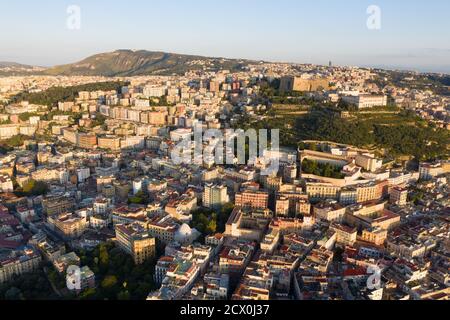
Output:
0,174,14,193
332,224,357,247
390,187,408,206
115,223,156,264
275,196,290,217
203,184,229,208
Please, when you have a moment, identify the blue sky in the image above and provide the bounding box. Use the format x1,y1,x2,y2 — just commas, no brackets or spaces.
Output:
1,0,449,73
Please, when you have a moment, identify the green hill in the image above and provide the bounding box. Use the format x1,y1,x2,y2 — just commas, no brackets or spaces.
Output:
43,50,253,76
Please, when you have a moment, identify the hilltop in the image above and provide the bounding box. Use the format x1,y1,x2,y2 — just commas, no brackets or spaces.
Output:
42,50,254,76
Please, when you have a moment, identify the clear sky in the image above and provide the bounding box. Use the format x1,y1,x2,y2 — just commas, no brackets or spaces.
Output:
1,0,449,73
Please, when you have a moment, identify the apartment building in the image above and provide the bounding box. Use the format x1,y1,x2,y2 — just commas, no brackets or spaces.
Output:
313,200,346,223
390,186,408,206
97,136,121,151
332,224,357,247
235,190,269,210
0,246,42,284
203,184,229,208
0,174,14,193
115,223,156,264
305,183,340,200
419,162,444,180
47,212,88,239
42,195,75,216
77,133,97,149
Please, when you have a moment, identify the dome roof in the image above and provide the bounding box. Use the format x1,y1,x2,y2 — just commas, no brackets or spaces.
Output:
178,223,192,236
174,223,193,243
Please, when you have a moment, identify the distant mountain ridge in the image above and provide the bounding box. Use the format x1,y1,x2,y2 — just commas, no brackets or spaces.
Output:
41,50,255,77
3,50,448,77
0,62,46,76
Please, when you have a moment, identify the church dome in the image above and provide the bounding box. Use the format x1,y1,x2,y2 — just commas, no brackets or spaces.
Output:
174,223,193,243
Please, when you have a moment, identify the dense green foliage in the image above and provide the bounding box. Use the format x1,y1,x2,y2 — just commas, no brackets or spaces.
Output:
295,108,376,146
91,113,107,127
10,81,128,107
301,159,345,179
75,242,158,300
373,125,449,160
128,191,149,205
0,268,58,300
237,99,449,161
0,134,31,153
15,180,50,197
191,203,235,240
294,108,449,161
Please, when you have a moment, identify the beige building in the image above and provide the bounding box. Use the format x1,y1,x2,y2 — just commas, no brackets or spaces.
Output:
47,212,88,239
225,207,273,242
279,76,330,92
98,136,121,151
115,223,156,264
42,195,75,216
296,199,312,216
419,162,445,180
77,133,97,149
332,224,357,246
275,196,290,217
306,183,340,200
390,186,408,206
346,201,401,231
313,200,346,223
0,247,42,284
355,153,383,172
235,190,269,210
361,228,387,246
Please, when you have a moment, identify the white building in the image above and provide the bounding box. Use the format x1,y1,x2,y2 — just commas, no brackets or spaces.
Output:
342,94,388,109
133,178,143,195
355,153,383,172
0,174,14,192
77,168,91,183
170,128,192,142
203,184,229,208
419,162,444,180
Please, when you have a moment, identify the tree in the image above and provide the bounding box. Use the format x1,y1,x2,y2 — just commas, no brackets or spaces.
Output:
99,244,109,268
206,219,217,235
75,242,158,300
117,290,131,300
16,180,49,197
10,81,129,107
101,275,118,289
4,287,24,300
79,288,96,300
